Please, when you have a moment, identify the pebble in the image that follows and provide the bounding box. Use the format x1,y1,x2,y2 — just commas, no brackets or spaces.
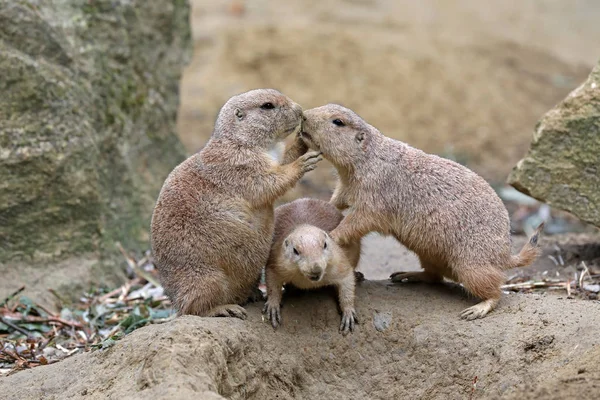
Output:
583,284,600,293
373,311,392,332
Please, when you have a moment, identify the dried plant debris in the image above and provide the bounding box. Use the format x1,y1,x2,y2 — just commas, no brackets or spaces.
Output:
502,262,600,300
0,246,173,377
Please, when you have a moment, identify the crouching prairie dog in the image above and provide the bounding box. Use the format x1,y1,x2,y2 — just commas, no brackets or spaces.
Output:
151,89,322,319
263,198,362,334
301,104,544,320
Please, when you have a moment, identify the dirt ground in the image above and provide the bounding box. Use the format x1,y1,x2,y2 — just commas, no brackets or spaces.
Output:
178,0,600,202
2,232,600,399
2,278,599,400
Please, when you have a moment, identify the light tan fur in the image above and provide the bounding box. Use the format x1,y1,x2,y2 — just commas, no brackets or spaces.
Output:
263,198,361,334
150,89,322,319
301,104,544,320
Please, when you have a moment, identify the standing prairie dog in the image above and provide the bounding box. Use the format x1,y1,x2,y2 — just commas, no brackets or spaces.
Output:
301,104,543,320
264,198,362,334
151,89,322,319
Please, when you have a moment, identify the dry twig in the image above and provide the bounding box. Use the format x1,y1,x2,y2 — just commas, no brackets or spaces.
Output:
0,246,172,376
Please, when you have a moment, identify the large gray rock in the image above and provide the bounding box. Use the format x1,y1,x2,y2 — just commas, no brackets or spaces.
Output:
0,0,190,297
508,60,600,228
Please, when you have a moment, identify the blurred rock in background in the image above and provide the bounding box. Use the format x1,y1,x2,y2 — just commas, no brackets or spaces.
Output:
509,59,600,229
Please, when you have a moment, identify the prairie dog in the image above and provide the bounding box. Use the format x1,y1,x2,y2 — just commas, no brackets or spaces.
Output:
263,198,361,334
151,89,322,319
301,104,543,320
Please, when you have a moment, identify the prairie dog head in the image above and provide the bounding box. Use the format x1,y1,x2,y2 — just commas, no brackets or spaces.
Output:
282,225,333,282
213,88,303,149
300,104,378,168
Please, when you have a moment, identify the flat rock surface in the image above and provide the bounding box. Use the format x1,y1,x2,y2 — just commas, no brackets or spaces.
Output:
1,279,599,400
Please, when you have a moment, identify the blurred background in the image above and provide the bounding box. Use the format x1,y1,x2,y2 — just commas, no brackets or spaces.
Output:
178,0,599,207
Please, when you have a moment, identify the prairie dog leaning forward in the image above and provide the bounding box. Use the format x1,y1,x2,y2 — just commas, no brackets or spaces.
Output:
301,104,543,320
151,89,322,319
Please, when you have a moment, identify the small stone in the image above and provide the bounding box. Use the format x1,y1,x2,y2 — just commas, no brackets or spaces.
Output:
373,311,392,332
42,347,57,357
583,284,600,293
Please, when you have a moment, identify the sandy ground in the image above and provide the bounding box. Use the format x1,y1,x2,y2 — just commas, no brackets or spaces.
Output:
1,279,599,400
2,231,599,399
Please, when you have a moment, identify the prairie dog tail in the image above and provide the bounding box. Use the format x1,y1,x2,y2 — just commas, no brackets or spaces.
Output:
508,222,545,269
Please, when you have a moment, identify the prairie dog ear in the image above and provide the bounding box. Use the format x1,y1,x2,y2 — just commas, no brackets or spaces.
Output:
235,108,245,120
284,239,289,247
355,131,365,143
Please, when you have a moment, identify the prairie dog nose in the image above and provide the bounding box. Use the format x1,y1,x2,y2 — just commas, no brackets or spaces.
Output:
291,101,303,117
307,265,323,281
312,264,323,274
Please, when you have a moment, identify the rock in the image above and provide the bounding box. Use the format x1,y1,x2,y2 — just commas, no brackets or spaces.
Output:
372,310,392,332
0,1,191,298
583,284,600,293
508,60,600,228
1,281,599,400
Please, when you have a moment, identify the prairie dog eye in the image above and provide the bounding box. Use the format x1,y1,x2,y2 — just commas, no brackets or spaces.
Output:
323,241,327,249
293,247,300,255
261,102,275,110
332,119,345,127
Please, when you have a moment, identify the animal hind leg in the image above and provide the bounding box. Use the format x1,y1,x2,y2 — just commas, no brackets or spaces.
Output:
176,273,248,320
390,258,444,284
203,304,247,320
455,264,504,320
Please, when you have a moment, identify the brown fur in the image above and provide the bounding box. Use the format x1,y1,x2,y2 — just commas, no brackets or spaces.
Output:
150,89,322,319
301,104,544,320
263,198,361,334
